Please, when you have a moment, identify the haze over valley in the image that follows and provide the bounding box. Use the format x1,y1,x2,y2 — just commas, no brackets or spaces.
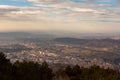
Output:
0,32,119,69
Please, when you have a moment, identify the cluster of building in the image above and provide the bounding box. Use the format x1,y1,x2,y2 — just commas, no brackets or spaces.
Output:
0,39,119,69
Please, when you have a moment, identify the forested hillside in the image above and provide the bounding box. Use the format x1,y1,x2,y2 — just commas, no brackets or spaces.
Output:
0,52,120,80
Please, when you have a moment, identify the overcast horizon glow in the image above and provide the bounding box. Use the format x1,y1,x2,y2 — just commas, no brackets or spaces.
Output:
0,0,120,33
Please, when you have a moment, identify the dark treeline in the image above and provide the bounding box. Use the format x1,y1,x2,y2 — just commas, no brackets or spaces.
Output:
0,52,120,80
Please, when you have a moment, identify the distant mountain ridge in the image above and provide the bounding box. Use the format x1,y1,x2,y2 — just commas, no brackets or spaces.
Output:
53,37,120,44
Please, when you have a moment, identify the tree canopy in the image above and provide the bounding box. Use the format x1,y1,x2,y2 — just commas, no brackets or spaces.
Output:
0,52,120,80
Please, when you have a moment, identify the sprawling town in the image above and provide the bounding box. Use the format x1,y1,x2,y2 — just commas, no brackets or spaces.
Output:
0,35,120,69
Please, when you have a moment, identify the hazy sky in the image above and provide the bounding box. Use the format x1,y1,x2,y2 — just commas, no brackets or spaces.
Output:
0,0,120,33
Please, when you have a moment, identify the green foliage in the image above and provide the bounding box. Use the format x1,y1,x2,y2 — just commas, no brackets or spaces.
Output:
0,52,13,80
0,52,10,64
0,52,53,80
0,52,120,80
64,65,120,80
12,61,53,80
